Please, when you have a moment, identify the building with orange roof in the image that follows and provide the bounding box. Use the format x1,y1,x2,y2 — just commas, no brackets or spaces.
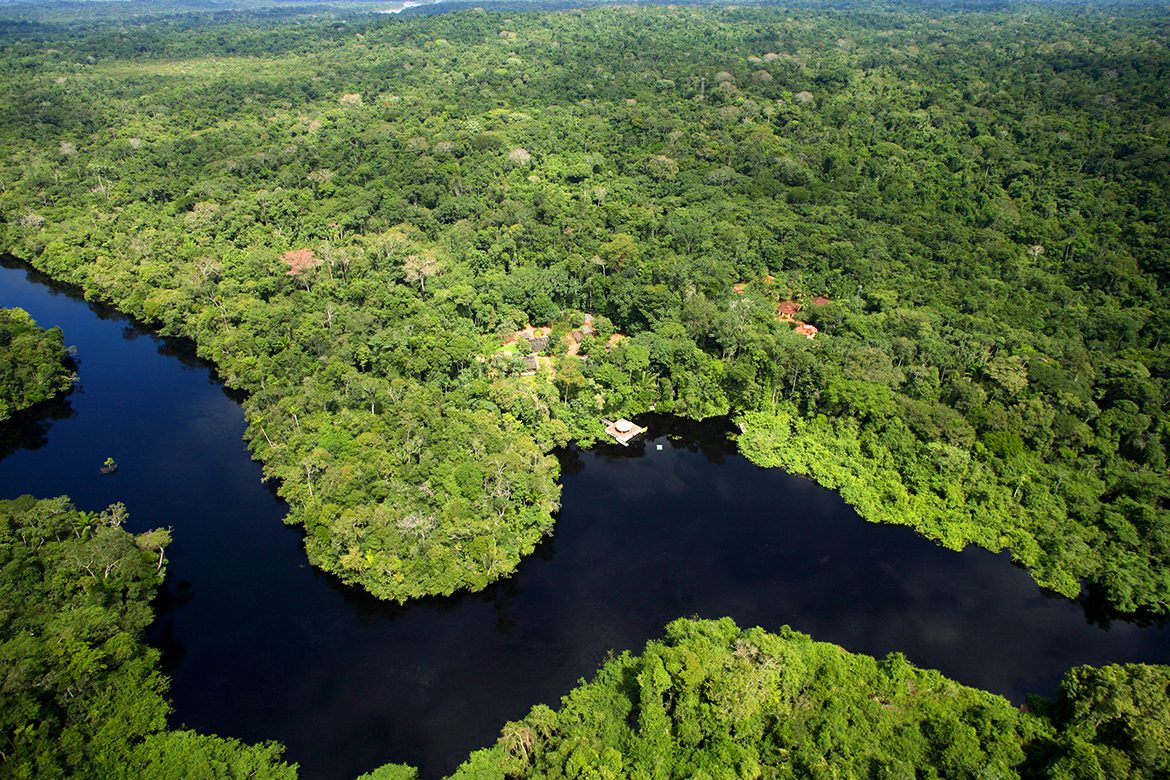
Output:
776,300,801,322
794,322,819,339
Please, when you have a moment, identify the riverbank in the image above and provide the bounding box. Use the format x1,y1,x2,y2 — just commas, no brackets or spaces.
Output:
2,258,1168,778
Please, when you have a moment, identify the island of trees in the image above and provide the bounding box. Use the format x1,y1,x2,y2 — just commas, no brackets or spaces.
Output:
0,308,74,422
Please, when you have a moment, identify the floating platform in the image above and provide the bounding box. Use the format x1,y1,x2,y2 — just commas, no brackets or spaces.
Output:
604,418,646,446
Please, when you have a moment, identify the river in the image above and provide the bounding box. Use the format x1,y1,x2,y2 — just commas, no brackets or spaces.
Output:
1,257,1167,779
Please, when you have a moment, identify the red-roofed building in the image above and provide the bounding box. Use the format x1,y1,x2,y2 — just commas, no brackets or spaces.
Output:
794,322,819,340
812,295,831,306
776,300,801,322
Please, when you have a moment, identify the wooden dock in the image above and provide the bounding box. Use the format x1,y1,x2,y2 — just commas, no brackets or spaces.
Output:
603,418,646,446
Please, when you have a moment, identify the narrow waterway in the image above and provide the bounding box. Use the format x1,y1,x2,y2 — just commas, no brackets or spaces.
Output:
1,257,1167,780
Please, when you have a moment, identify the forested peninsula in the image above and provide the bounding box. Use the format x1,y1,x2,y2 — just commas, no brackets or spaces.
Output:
0,308,73,421
433,618,1170,779
1,2,1167,613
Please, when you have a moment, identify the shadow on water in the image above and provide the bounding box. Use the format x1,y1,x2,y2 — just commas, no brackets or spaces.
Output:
1,257,1168,780
0,391,76,460
1079,584,1170,631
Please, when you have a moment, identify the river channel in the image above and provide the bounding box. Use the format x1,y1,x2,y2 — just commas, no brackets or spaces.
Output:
1,257,1167,779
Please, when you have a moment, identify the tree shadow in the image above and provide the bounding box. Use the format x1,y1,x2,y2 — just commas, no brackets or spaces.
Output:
0,390,77,462
1079,583,1170,630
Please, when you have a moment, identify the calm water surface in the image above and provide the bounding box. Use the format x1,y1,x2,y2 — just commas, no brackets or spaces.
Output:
1,258,1168,779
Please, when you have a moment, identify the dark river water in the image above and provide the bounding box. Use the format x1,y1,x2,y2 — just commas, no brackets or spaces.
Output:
2,257,1168,779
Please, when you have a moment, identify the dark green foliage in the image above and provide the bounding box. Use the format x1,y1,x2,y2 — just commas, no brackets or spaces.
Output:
1030,664,1170,779
0,2,1167,610
0,496,296,779
0,308,73,421
437,618,1169,780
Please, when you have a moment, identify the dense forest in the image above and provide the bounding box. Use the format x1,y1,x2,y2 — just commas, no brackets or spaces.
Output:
0,308,73,421
0,496,296,778
0,1,1167,612
407,617,1170,779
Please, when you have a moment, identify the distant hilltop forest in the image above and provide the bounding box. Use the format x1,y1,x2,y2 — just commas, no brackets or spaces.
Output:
0,0,1167,614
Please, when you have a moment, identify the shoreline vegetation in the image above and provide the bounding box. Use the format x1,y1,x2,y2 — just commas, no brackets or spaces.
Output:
0,496,298,778
431,618,1170,780
0,3,1166,615
2,494,1167,779
0,308,74,423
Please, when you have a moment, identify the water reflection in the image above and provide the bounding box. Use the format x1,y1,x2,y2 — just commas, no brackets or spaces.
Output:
0,391,75,459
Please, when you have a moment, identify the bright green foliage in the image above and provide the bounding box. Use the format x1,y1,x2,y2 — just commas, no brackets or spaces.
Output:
736,406,1080,596
438,618,1170,780
134,731,298,780
0,308,73,421
0,3,1167,610
447,618,1033,778
356,762,419,780
0,496,296,779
